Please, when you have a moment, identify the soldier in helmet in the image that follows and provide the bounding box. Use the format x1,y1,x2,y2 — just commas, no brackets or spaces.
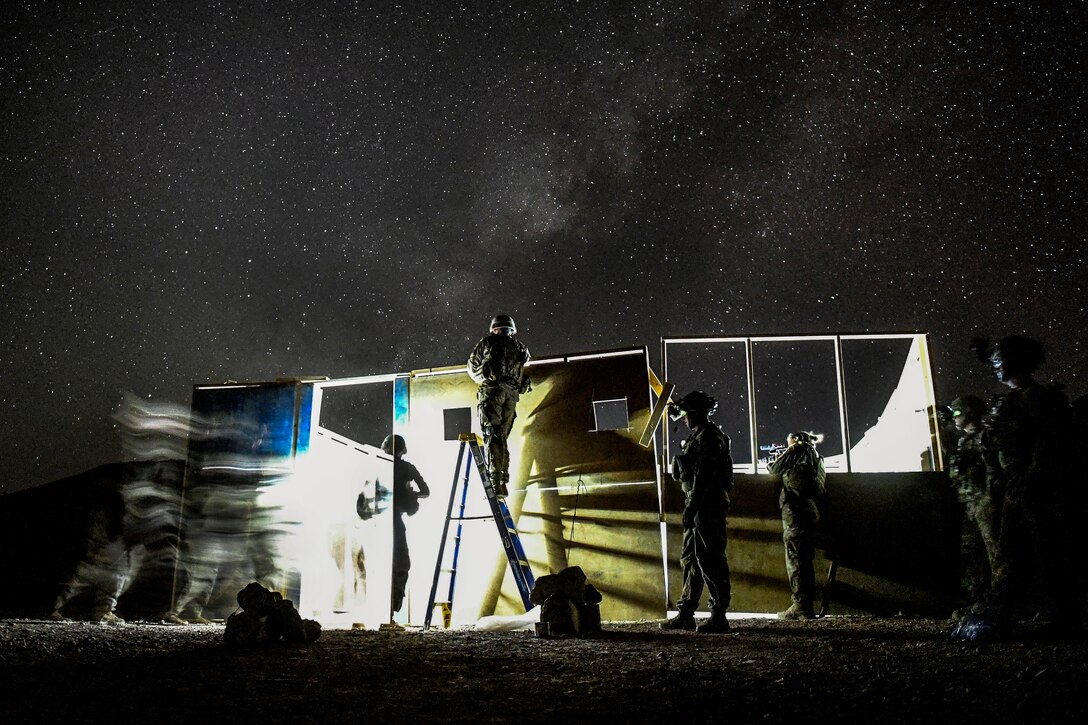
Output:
380,434,430,616
467,314,531,498
769,430,826,620
950,335,1082,641
945,394,1001,614
660,390,734,634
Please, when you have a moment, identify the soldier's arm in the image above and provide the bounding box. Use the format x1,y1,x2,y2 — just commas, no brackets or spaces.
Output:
769,444,793,477
467,341,487,384
407,461,430,498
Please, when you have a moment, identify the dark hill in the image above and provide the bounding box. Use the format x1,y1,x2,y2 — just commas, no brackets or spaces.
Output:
0,460,186,620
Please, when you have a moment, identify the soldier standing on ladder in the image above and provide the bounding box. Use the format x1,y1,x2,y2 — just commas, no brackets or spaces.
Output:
467,314,531,498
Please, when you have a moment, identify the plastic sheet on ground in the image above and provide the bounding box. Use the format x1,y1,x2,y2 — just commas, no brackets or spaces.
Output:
474,606,540,631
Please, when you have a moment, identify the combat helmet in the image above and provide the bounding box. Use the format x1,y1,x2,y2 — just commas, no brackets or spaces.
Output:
948,395,987,424
669,390,718,420
381,434,407,458
490,314,517,334
989,335,1045,382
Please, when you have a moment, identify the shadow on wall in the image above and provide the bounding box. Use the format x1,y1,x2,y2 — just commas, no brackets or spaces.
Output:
503,356,664,620
711,471,961,616
516,360,656,566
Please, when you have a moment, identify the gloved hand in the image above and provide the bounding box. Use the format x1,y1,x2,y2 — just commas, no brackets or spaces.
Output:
682,507,696,528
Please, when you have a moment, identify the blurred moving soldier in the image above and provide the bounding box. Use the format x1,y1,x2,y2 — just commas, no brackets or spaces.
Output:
945,395,1001,614
167,480,257,624
382,434,430,617
950,335,1084,641
467,314,531,498
661,390,734,634
50,486,130,625
769,431,826,620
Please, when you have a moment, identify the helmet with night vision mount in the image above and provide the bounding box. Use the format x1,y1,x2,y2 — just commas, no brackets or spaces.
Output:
668,390,718,420
948,395,986,424
490,314,517,334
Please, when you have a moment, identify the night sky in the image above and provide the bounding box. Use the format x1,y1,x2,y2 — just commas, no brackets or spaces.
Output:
2,2,1085,493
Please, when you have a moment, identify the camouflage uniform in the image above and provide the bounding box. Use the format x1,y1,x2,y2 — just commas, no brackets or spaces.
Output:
769,441,825,610
171,482,256,622
672,421,733,617
948,425,1001,608
983,381,1079,623
51,493,131,623
467,332,530,488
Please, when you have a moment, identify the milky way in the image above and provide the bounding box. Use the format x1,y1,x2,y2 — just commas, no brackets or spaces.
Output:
2,2,1085,491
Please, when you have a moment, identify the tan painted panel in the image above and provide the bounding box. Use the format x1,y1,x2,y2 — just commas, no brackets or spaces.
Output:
401,349,666,624
661,471,959,616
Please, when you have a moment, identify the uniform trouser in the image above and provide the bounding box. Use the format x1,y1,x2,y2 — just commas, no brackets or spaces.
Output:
392,514,410,613
971,490,1003,575
959,509,991,605
960,494,999,606
781,496,819,606
676,507,731,615
478,386,518,484
173,532,243,617
54,536,132,617
988,472,1078,622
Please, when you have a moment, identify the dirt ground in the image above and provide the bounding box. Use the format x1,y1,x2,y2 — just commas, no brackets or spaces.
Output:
3,615,1088,724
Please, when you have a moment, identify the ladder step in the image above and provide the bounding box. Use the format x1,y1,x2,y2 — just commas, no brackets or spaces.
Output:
427,436,537,628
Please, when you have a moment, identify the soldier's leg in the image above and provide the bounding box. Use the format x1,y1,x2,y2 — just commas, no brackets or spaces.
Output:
172,549,220,620
53,511,114,620
695,511,731,614
961,505,991,606
988,478,1031,621
975,491,1002,577
53,547,108,618
676,523,703,613
94,539,133,622
355,544,367,599
795,531,817,607
391,516,409,614
1025,481,1081,624
799,501,819,605
781,502,805,604
663,521,703,629
494,394,518,485
477,389,503,481
783,498,820,606
51,576,85,620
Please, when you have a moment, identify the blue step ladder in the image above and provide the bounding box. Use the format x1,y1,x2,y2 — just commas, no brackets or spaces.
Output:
425,433,535,630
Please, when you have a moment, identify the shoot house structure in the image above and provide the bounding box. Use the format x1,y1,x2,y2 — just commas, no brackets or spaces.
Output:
171,333,956,629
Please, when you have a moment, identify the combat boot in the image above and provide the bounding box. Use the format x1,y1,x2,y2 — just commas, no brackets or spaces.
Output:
97,611,125,625
660,612,696,631
697,612,731,633
777,602,816,620
487,467,508,497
